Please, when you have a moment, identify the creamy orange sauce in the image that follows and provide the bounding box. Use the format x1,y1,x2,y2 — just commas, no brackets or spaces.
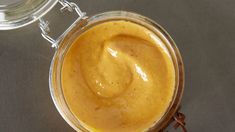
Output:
62,21,175,132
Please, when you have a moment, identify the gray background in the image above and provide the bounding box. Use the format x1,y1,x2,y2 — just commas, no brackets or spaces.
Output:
0,0,235,131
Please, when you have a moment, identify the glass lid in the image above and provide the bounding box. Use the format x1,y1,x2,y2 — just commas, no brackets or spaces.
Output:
0,0,58,30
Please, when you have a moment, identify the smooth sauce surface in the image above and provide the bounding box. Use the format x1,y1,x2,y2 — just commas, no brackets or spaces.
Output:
62,21,175,132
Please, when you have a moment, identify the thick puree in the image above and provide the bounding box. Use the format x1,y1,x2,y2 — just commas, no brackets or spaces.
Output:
62,21,175,132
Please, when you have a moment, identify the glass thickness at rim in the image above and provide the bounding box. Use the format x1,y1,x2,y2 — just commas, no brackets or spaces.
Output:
0,0,58,30
49,11,185,132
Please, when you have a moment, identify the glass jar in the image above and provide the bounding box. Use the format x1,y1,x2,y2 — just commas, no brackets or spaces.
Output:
50,11,185,131
0,0,58,30
0,0,185,131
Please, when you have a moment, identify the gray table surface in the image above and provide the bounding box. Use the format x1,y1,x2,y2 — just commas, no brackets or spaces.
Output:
1,0,235,132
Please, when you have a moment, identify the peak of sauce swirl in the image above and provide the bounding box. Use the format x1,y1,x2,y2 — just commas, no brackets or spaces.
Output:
62,21,175,132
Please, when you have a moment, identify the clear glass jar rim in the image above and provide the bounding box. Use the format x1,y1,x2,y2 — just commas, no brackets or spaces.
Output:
0,0,58,30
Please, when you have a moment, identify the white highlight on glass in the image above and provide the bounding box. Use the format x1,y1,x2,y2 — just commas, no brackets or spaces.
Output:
0,12,5,21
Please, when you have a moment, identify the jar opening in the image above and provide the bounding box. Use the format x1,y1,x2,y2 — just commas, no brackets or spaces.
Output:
49,11,184,132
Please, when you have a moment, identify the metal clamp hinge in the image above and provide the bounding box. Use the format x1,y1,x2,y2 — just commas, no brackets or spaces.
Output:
39,0,86,48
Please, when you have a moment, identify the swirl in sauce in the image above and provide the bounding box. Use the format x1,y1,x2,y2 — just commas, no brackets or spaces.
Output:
62,21,175,132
